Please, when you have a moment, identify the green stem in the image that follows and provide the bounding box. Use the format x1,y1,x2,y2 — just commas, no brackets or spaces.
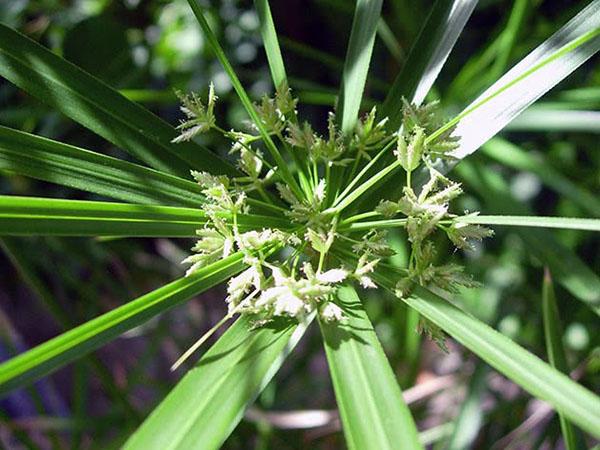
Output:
329,160,401,214
317,251,326,273
246,198,287,213
187,0,305,200
341,211,379,224
333,140,396,207
341,218,408,231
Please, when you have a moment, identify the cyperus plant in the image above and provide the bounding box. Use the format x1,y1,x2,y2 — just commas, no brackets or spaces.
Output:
0,0,599,449
167,85,492,366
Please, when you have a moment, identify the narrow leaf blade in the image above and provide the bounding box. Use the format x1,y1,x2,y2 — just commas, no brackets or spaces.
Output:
445,364,489,450
125,317,308,450
405,287,600,439
320,286,422,450
505,108,600,133
254,0,287,88
456,161,600,315
338,0,383,135
0,253,246,395
456,214,600,231
481,138,600,218
542,270,582,450
186,0,303,198
0,196,289,237
381,0,478,128
0,126,204,207
448,1,600,159
0,23,236,177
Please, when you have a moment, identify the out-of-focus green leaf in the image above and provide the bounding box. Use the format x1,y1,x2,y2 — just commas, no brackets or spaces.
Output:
505,108,600,133
445,364,488,450
482,138,600,218
542,270,582,450
320,286,422,450
456,161,600,316
63,16,133,84
0,237,138,417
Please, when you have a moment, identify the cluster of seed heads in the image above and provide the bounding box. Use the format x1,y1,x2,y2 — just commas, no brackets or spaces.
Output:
172,83,492,343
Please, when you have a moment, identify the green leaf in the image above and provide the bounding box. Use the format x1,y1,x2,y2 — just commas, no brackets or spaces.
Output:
254,0,287,88
62,16,132,84
445,364,488,450
0,237,138,417
404,286,600,439
0,196,204,237
456,214,600,231
186,0,303,199
0,253,246,396
320,286,422,450
556,86,600,106
481,138,600,218
542,270,582,450
0,196,290,237
381,0,477,128
488,0,529,78
440,1,600,159
337,0,383,135
125,316,309,450
0,126,204,207
505,108,600,133
456,160,600,316
0,23,236,178
280,35,344,71
376,18,404,63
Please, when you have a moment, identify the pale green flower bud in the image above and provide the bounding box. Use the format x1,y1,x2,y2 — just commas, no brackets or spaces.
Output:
395,127,425,172
406,127,425,171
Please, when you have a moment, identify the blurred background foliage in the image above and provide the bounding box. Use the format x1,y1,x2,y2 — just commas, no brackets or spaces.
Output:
0,0,598,448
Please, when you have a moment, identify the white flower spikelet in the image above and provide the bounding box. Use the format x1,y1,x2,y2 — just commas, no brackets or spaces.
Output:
316,268,348,284
321,302,345,322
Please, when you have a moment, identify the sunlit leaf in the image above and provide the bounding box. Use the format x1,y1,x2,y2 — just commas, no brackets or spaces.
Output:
443,1,600,159
320,286,422,450
0,126,204,207
381,0,478,128
0,24,235,178
125,316,309,450
338,0,383,135
0,196,289,237
405,286,600,439
0,253,246,395
456,214,600,231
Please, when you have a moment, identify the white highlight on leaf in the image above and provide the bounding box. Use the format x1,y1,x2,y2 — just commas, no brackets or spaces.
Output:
412,0,478,105
452,0,600,159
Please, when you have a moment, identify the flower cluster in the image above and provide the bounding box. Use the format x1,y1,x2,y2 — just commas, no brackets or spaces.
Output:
172,84,492,335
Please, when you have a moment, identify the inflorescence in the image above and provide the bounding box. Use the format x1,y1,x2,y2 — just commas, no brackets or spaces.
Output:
172,83,492,344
